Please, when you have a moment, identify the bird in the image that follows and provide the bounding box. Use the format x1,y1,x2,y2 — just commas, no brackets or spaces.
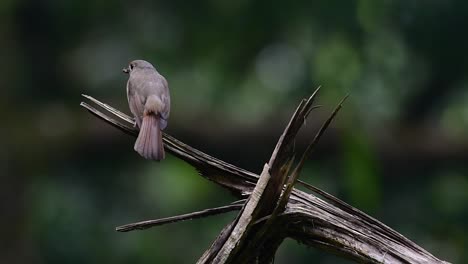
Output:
123,59,170,161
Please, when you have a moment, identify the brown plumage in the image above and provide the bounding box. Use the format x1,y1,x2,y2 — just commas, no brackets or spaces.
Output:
123,60,170,161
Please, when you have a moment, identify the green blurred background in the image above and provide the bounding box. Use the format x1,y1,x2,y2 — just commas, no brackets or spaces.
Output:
2,0,467,263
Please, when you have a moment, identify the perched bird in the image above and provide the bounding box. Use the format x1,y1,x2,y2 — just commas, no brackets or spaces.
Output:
123,60,170,161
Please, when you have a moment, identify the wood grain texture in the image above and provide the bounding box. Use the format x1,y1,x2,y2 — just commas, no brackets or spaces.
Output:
81,93,450,264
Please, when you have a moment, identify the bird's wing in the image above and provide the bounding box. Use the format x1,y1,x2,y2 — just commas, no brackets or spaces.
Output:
127,80,145,128
159,76,170,130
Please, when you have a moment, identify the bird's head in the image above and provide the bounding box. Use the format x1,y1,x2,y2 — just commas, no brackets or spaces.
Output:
123,60,155,74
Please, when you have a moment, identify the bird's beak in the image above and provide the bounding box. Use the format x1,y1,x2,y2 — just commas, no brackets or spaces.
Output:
122,67,130,74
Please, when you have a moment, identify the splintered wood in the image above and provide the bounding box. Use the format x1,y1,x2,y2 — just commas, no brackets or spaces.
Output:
81,89,449,264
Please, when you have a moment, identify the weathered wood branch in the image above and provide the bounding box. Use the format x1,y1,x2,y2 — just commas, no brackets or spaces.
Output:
116,202,244,232
197,89,343,263
80,92,450,264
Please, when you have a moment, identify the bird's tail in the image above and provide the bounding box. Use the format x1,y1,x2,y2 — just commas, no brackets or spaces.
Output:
134,113,165,161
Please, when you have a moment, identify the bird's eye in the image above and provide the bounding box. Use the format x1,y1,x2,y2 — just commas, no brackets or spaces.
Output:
130,64,134,70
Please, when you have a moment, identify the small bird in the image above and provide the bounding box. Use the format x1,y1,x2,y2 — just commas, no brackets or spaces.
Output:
123,60,170,161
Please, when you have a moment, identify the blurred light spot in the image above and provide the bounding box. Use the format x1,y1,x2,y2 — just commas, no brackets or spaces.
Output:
255,43,305,92
354,31,416,124
354,74,393,122
225,76,273,125
314,37,361,91
37,103,73,140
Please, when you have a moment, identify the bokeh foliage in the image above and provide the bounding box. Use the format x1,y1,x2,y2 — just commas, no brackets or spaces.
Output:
1,0,467,263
